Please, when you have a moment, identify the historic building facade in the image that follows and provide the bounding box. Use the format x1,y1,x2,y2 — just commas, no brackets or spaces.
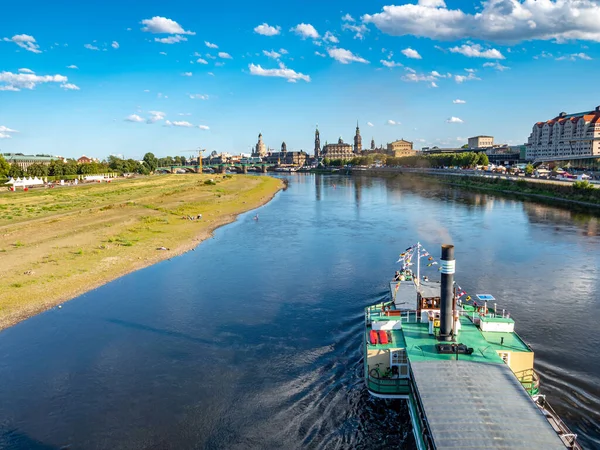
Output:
527,106,600,161
316,122,363,159
354,122,362,153
314,127,321,158
2,154,59,170
252,133,267,158
264,142,307,165
386,139,416,157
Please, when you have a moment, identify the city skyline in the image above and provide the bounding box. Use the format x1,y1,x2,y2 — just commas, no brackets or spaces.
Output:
2,0,600,159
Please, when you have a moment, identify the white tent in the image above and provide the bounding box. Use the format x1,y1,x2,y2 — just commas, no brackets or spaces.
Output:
6,176,45,188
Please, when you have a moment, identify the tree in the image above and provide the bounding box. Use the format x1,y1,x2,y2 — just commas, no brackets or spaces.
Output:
143,152,158,172
461,144,469,149
27,163,48,177
8,163,24,178
525,164,534,175
0,155,10,178
48,160,65,176
478,153,489,166
63,159,78,175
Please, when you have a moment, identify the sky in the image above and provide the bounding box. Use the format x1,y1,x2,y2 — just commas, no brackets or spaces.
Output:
2,0,600,160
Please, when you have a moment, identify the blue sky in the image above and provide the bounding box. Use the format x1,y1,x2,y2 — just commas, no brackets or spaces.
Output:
1,0,600,159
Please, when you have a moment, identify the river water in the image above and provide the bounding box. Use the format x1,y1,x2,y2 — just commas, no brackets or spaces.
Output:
1,174,599,450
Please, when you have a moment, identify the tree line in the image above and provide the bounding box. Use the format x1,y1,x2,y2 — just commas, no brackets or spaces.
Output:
323,152,490,169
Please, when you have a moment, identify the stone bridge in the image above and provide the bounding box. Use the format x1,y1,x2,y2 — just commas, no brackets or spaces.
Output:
155,163,277,174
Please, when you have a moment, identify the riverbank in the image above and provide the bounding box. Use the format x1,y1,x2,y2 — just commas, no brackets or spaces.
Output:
352,167,600,209
0,174,283,331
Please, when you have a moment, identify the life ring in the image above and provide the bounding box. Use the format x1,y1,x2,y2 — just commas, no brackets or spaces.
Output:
477,306,487,315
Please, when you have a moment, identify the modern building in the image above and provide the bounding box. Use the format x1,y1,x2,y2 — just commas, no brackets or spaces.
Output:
527,106,600,162
468,136,494,149
2,153,59,171
387,139,416,157
252,133,267,158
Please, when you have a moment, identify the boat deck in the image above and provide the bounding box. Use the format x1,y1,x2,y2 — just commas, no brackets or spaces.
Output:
411,360,566,449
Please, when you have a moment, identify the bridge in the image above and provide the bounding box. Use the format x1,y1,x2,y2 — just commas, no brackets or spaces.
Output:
155,163,279,174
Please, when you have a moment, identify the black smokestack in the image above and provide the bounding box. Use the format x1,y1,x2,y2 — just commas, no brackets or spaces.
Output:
439,244,455,341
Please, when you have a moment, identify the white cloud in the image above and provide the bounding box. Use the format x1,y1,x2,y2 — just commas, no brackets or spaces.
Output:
454,70,480,83
449,44,504,59
66,65,78,69
401,48,422,59
248,62,310,83
279,48,288,54
0,132,12,139
155,35,187,44
387,120,400,125
2,34,41,53
125,114,144,123
206,54,216,59
263,49,281,59
446,116,464,123
141,16,195,35
189,94,209,100
327,47,369,64
182,72,192,76
533,50,553,59
364,0,600,43
254,23,281,36
146,111,166,123
218,52,232,59
205,41,218,49
196,58,208,64
556,52,592,61
483,61,510,70
0,125,18,133
453,99,466,104
342,13,355,22
84,43,99,51
215,62,225,67
431,81,438,88
381,59,403,68
342,23,368,39
159,51,167,56
165,120,194,128
291,23,320,39
111,41,119,49
18,68,34,74
208,72,214,76
60,83,80,90
402,69,437,82
315,51,326,57
323,31,339,43
0,71,68,91
198,125,210,130
367,122,374,127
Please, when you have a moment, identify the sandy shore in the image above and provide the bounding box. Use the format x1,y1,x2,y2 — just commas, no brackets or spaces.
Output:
0,174,283,331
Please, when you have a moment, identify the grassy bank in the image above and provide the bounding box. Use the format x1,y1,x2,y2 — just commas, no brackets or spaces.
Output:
0,174,283,330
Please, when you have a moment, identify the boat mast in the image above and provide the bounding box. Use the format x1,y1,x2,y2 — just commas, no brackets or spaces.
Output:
416,242,421,287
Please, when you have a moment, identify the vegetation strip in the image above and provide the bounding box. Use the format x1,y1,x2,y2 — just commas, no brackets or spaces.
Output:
0,174,282,330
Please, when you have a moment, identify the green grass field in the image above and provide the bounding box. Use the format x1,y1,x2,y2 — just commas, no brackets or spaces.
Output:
0,174,282,330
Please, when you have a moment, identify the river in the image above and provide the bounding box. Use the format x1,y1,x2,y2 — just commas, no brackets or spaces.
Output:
0,173,599,449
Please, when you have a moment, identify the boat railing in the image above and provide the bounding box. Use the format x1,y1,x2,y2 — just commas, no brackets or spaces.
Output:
514,368,540,396
366,365,410,395
533,395,582,450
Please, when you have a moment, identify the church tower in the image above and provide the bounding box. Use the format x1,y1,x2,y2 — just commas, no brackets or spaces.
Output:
354,121,362,153
256,133,266,157
314,126,321,158
371,137,375,150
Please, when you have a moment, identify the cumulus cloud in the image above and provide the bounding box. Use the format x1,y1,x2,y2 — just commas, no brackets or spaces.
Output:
291,23,319,39
0,71,69,91
2,34,41,53
112,41,119,49
401,48,422,59
84,43,99,51
449,44,504,59
342,13,355,22
387,120,400,125
189,94,209,100
18,68,34,74
453,99,466,104
205,41,218,49
446,116,464,123
141,16,195,35
556,52,592,61
323,31,339,43
60,83,80,90
402,69,438,82
367,122,374,127
381,59,403,68
0,125,19,139
249,62,310,83
66,65,78,69
483,61,510,70
254,23,281,36
363,0,600,44
146,111,166,123
263,49,281,59
155,35,187,44
218,52,232,59
328,47,369,64
125,114,144,122
454,70,480,83
342,23,368,39
315,51,326,57
182,72,192,76
198,125,210,130
279,48,288,54
431,81,438,88
165,120,195,128
196,58,208,64
159,51,167,55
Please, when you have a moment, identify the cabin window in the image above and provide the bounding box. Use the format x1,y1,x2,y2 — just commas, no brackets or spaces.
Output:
390,349,409,378
498,352,510,365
